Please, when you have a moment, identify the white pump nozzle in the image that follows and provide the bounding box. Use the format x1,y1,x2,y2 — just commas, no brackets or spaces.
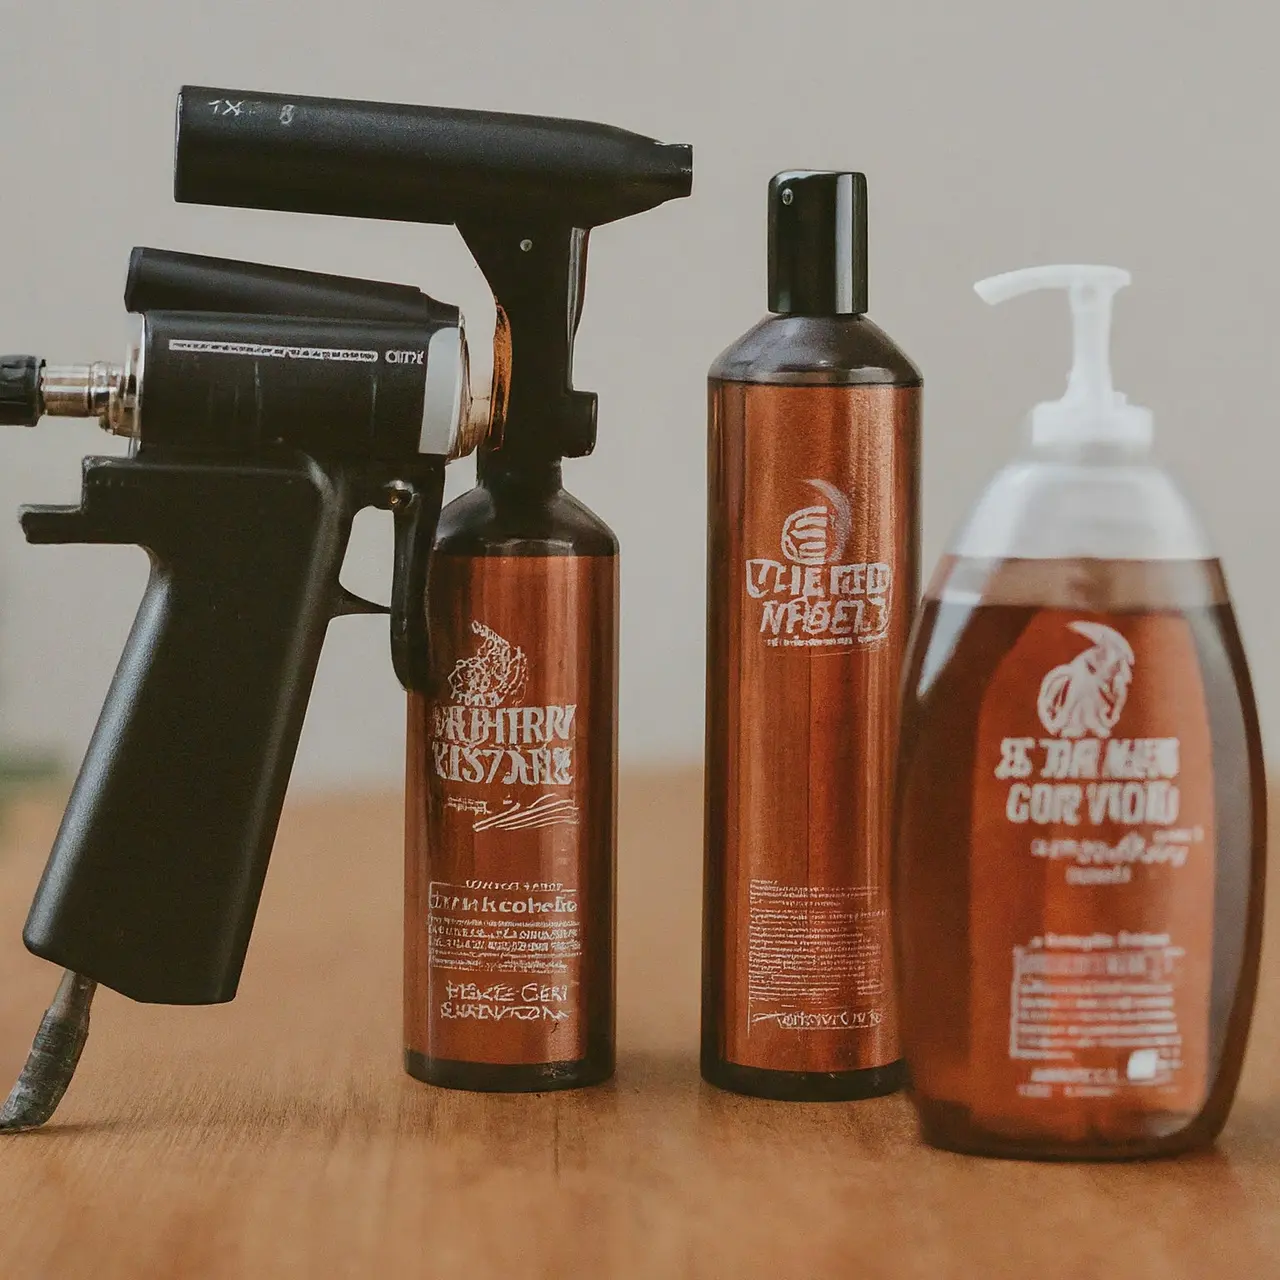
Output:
974,264,1152,449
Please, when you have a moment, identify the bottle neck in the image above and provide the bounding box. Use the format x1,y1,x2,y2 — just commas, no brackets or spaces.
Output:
477,451,564,496
769,306,867,320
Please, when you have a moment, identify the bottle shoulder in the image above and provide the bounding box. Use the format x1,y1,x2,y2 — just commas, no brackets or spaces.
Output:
435,482,618,557
950,456,1213,563
708,313,922,387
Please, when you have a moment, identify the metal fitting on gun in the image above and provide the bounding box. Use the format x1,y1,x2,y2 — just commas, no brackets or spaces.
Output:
448,310,507,461
449,330,499,461
40,342,142,438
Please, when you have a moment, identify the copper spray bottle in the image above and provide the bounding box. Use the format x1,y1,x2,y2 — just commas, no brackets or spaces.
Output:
405,451,619,1092
703,172,921,1100
895,266,1266,1159
403,119,693,1092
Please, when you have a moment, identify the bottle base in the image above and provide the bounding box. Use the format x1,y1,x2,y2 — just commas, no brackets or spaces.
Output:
404,1050,614,1094
701,1054,905,1101
914,1098,1216,1162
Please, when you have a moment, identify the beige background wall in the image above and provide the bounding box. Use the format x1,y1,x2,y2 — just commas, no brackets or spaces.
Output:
0,0,1272,787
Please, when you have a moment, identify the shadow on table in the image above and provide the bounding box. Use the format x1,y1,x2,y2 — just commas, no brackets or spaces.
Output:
1216,1092,1280,1164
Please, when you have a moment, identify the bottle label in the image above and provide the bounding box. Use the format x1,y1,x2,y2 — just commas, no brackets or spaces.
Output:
745,478,893,648
970,611,1215,1125
405,554,616,1067
710,382,918,1073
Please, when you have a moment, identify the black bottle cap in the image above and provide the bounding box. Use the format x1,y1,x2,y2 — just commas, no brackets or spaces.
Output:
0,355,43,426
768,171,868,316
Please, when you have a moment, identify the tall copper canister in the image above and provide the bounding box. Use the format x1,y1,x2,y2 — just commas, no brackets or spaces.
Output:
703,171,921,1099
405,458,618,1093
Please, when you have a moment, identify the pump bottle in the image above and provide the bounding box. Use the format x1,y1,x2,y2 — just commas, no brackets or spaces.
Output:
703,173,921,1100
895,265,1266,1159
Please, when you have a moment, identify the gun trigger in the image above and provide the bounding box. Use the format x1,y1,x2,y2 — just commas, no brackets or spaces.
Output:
388,471,442,695
331,586,389,618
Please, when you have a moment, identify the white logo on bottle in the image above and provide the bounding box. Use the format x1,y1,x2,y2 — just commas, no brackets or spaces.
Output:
996,620,1182,832
447,621,529,707
780,479,853,565
432,620,579,808
1037,622,1135,739
745,478,891,648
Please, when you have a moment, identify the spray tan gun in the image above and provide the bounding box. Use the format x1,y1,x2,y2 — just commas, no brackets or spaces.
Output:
0,86,691,1130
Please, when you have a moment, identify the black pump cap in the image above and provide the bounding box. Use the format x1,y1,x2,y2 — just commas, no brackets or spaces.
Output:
768,171,868,316
0,356,43,426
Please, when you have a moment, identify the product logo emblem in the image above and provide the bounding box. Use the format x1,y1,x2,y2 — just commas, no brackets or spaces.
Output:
1037,622,1135,739
745,476,890,649
447,621,529,707
432,619,579,824
995,619,1180,831
780,479,854,565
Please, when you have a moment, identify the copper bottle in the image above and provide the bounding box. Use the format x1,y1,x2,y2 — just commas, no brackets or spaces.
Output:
405,456,618,1091
702,172,921,1099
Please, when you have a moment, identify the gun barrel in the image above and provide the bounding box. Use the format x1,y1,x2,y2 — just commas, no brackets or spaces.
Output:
175,86,693,229
126,247,452,325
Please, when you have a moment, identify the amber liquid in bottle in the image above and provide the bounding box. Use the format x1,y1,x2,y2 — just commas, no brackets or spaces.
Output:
896,556,1266,1158
405,458,618,1092
703,315,921,1100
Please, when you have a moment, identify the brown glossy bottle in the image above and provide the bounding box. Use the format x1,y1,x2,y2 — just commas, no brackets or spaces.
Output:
897,557,1265,1158
405,455,617,1091
895,265,1267,1158
702,172,921,1100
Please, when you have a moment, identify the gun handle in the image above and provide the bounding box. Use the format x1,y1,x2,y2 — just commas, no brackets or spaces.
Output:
20,454,353,1004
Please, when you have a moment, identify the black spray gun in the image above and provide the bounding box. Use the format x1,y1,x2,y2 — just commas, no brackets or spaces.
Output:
0,88,692,1130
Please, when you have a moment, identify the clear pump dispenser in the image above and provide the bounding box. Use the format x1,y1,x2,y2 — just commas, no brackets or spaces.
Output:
895,265,1266,1160
953,266,1208,566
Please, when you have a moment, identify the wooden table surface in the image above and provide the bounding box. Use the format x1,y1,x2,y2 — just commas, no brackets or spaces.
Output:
0,769,1276,1278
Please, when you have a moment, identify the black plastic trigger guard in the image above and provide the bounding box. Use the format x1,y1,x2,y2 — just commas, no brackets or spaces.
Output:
386,463,445,694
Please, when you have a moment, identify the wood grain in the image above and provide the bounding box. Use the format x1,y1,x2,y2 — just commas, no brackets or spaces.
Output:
0,769,1276,1279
